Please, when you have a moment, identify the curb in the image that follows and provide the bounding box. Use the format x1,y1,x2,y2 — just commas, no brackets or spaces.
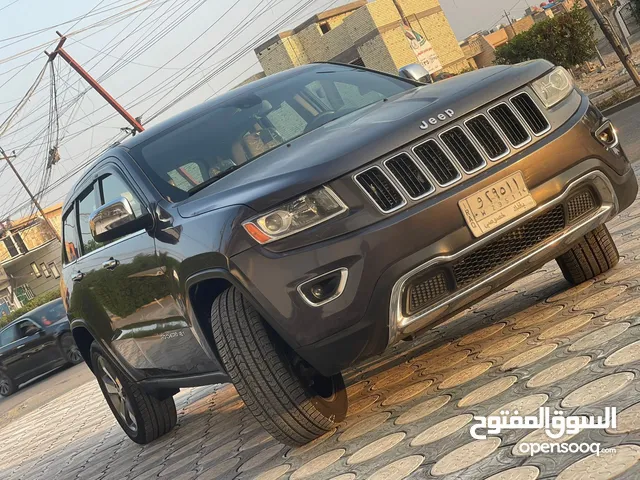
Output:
602,93,640,116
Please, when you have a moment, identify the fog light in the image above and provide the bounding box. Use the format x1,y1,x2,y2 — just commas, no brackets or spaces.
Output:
297,268,348,307
595,121,619,149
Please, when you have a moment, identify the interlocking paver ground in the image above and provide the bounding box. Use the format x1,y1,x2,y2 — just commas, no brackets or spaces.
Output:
4,174,640,479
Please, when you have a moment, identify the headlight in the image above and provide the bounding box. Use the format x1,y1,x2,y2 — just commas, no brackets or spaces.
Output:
243,187,348,244
531,67,574,108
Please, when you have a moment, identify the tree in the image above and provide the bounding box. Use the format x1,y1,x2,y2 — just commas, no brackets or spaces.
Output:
495,4,597,69
631,0,640,24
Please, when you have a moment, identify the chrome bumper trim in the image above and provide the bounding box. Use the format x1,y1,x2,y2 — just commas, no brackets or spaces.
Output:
388,170,618,346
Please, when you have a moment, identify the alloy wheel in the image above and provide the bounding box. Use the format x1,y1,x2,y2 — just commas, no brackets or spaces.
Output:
0,375,10,396
97,356,138,433
63,338,83,364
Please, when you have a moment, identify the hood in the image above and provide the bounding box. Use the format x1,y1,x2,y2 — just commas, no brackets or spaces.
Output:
178,60,554,218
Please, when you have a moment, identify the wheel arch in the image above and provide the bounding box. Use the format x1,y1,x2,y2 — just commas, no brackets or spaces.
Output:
71,325,96,371
185,268,297,370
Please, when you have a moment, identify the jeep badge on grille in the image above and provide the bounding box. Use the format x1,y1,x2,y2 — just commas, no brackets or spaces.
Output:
420,109,455,130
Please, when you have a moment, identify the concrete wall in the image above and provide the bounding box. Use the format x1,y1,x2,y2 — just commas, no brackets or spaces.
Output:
255,0,469,76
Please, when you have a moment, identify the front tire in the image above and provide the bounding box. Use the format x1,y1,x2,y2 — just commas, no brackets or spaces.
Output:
211,287,347,446
90,342,177,444
60,333,83,365
556,224,620,285
0,370,17,397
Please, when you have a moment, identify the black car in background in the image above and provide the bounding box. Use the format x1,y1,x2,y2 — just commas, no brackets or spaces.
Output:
0,299,82,396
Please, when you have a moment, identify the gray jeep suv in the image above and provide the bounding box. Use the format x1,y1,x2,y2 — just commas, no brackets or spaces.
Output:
61,61,637,445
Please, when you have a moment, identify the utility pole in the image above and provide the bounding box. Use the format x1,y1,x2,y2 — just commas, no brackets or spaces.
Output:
0,147,61,242
46,32,144,133
504,10,515,28
584,0,640,86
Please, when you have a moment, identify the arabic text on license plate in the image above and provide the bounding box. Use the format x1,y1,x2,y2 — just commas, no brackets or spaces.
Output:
458,171,537,238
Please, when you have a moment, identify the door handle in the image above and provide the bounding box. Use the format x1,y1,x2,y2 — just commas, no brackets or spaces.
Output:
71,272,85,282
16,344,25,350
102,258,120,270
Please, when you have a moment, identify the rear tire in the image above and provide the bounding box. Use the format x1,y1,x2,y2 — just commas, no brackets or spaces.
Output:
0,370,17,397
211,287,347,446
90,342,177,444
556,224,619,285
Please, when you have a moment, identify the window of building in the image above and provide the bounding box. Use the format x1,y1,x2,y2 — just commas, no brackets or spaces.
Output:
31,263,41,278
14,284,35,305
77,184,102,255
49,263,60,279
13,234,27,255
62,207,79,264
40,263,51,278
2,234,27,259
349,57,365,67
320,22,331,34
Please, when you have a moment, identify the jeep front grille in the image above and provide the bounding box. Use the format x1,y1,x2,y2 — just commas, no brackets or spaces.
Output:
413,140,461,185
440,127,486,173
385,154,434,199
465,115,509,160
489,103,531,147
355,167,405,212
353,89,550,214
452,205,565,288
511,93,550,135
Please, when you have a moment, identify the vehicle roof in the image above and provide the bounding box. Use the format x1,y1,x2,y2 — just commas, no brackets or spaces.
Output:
63,62,353,209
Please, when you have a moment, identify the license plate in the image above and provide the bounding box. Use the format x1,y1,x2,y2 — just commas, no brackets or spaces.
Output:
459,171,536,238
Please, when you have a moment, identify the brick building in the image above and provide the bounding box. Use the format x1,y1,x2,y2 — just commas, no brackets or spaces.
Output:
0,204,63,313
255,0,470,77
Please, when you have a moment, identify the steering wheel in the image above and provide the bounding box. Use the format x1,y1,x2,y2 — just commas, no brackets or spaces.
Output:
304,111,337,133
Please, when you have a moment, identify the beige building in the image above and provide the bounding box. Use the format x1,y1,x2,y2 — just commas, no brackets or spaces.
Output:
255,0,470,77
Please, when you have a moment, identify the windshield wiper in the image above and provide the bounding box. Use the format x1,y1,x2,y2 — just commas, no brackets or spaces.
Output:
187,165,242,196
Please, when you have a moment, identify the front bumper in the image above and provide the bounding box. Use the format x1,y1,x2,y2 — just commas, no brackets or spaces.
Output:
389,170,617,344
231,101,637,377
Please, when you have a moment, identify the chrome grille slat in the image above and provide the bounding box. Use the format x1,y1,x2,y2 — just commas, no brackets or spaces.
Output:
413,140,460,186
355,167,405,213
465,115,509,160
489,103,531,147
511,93,550,135
354,90,553,214
440,127,485,173
385,154,434,199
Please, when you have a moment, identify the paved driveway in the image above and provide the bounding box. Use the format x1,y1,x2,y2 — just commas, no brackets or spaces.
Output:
2,127,640,480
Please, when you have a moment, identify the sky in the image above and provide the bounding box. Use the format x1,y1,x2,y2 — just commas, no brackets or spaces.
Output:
0,0,533,221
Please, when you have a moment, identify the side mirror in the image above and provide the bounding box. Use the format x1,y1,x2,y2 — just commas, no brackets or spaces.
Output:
399,64,433,84
25,326,42,336
89,197,152,243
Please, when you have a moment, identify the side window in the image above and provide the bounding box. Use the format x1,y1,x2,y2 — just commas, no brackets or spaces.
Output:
62,207,79,264
334,81,385,109
0,326,18,346
266,102,308,141
77,184,102,255
15,319,39,338
100,173,144,218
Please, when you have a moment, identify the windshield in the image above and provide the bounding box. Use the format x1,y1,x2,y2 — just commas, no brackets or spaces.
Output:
129,65,415,202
